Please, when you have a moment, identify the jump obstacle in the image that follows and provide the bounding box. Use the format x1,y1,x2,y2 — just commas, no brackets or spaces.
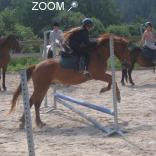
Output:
52,36,123,136
20,36,124,156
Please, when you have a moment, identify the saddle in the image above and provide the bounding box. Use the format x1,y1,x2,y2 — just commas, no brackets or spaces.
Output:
60,50,87,72
141,46,156,61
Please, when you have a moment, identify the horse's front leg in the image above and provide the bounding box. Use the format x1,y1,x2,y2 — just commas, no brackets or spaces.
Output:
121,68,127,86
93,73,121,102
128,66,135,86
2,67,7,91
0,68,1,91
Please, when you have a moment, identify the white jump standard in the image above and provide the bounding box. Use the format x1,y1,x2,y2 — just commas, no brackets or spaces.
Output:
21,70,35,156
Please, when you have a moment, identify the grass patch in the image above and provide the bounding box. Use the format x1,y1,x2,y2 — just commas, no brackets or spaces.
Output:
7,56,139,72
8,57,40,72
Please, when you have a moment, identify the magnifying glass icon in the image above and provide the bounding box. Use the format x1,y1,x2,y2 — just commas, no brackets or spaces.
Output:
67,1,78,12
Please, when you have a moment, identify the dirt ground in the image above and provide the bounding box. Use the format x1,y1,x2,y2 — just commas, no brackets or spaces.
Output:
0,70,156,156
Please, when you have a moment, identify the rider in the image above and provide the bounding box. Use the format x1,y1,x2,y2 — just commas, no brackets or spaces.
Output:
140,22,156,63
49,22,64,56
67,18,97,74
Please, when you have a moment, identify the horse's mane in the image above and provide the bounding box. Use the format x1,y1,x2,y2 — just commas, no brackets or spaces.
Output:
0,35,16,48
97,33,128,45
64,27,82,41
0,34,17,48
0,36,7,48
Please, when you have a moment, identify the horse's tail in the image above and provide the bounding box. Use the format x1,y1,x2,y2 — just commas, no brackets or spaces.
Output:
8,65,36,114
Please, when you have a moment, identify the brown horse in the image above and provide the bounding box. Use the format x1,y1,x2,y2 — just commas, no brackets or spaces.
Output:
9,33,131,129
0,35,20,91
121,45,156,85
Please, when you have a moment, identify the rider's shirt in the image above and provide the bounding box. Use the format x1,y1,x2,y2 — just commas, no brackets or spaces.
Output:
49,29,64,45
68,27,97,55
143,30,156,50
49,29,64,56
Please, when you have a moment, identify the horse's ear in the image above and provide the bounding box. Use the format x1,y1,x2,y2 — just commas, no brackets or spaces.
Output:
7,34,14,39
8,34,18,41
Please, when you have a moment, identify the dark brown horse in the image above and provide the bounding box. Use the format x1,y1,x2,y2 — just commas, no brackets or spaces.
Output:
9,33,131,129
121,45,156,86
0,35,21,91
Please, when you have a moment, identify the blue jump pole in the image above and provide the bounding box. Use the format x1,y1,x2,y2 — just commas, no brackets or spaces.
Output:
54,92,114,116
56,98,112,134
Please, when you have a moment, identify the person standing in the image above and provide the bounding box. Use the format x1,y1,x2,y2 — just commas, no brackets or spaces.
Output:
49,22,64,57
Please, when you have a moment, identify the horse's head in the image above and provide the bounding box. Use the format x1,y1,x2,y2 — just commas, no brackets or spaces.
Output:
97,34,131,67
7,34,21,53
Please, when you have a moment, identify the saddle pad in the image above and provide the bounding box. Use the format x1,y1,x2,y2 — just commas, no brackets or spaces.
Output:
60,55,78,69
0,52,4,59
141,48,154,61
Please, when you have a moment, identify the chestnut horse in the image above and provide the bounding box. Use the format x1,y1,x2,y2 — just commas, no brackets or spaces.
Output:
0,35,20,90
9,33,131,128
121,45,156,86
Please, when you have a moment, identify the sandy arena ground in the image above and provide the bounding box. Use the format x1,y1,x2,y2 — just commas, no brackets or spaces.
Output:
0,70,156,156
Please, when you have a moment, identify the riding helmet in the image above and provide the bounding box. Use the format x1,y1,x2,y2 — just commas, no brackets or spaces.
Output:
145,22,152,28
53,22,60,27
82,18,94,27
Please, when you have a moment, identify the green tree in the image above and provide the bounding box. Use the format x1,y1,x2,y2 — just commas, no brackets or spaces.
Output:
0,0,11,11
53,11,85,30
0,8,17,34
11,0,58,35
67,0,119,26
0,14,5,35
14,24,40,53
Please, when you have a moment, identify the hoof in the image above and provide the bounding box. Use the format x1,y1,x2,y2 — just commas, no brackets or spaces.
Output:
131,82,135,86
121,81,125,86
19,123,25,130
117,96,121,103
37,122,46,128
3,87,7,91
100,88,108,94
117,94,121,103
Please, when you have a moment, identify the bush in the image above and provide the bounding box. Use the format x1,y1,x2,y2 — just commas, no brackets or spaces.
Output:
106,24,130,36
14,24,41,53
128,23,141,36
105,23,143,36
91,18,105,37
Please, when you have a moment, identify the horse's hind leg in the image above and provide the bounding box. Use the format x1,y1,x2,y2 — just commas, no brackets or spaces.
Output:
34,100,45,128
33,84,50,127
128,62,135,86
19,96,34,129
0,68,1,91
2,67,7,90
121,69,125,86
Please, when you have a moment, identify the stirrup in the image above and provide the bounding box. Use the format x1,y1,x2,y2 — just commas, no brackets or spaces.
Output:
152,60,156,65
83,70,91,79
83,70,89,75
